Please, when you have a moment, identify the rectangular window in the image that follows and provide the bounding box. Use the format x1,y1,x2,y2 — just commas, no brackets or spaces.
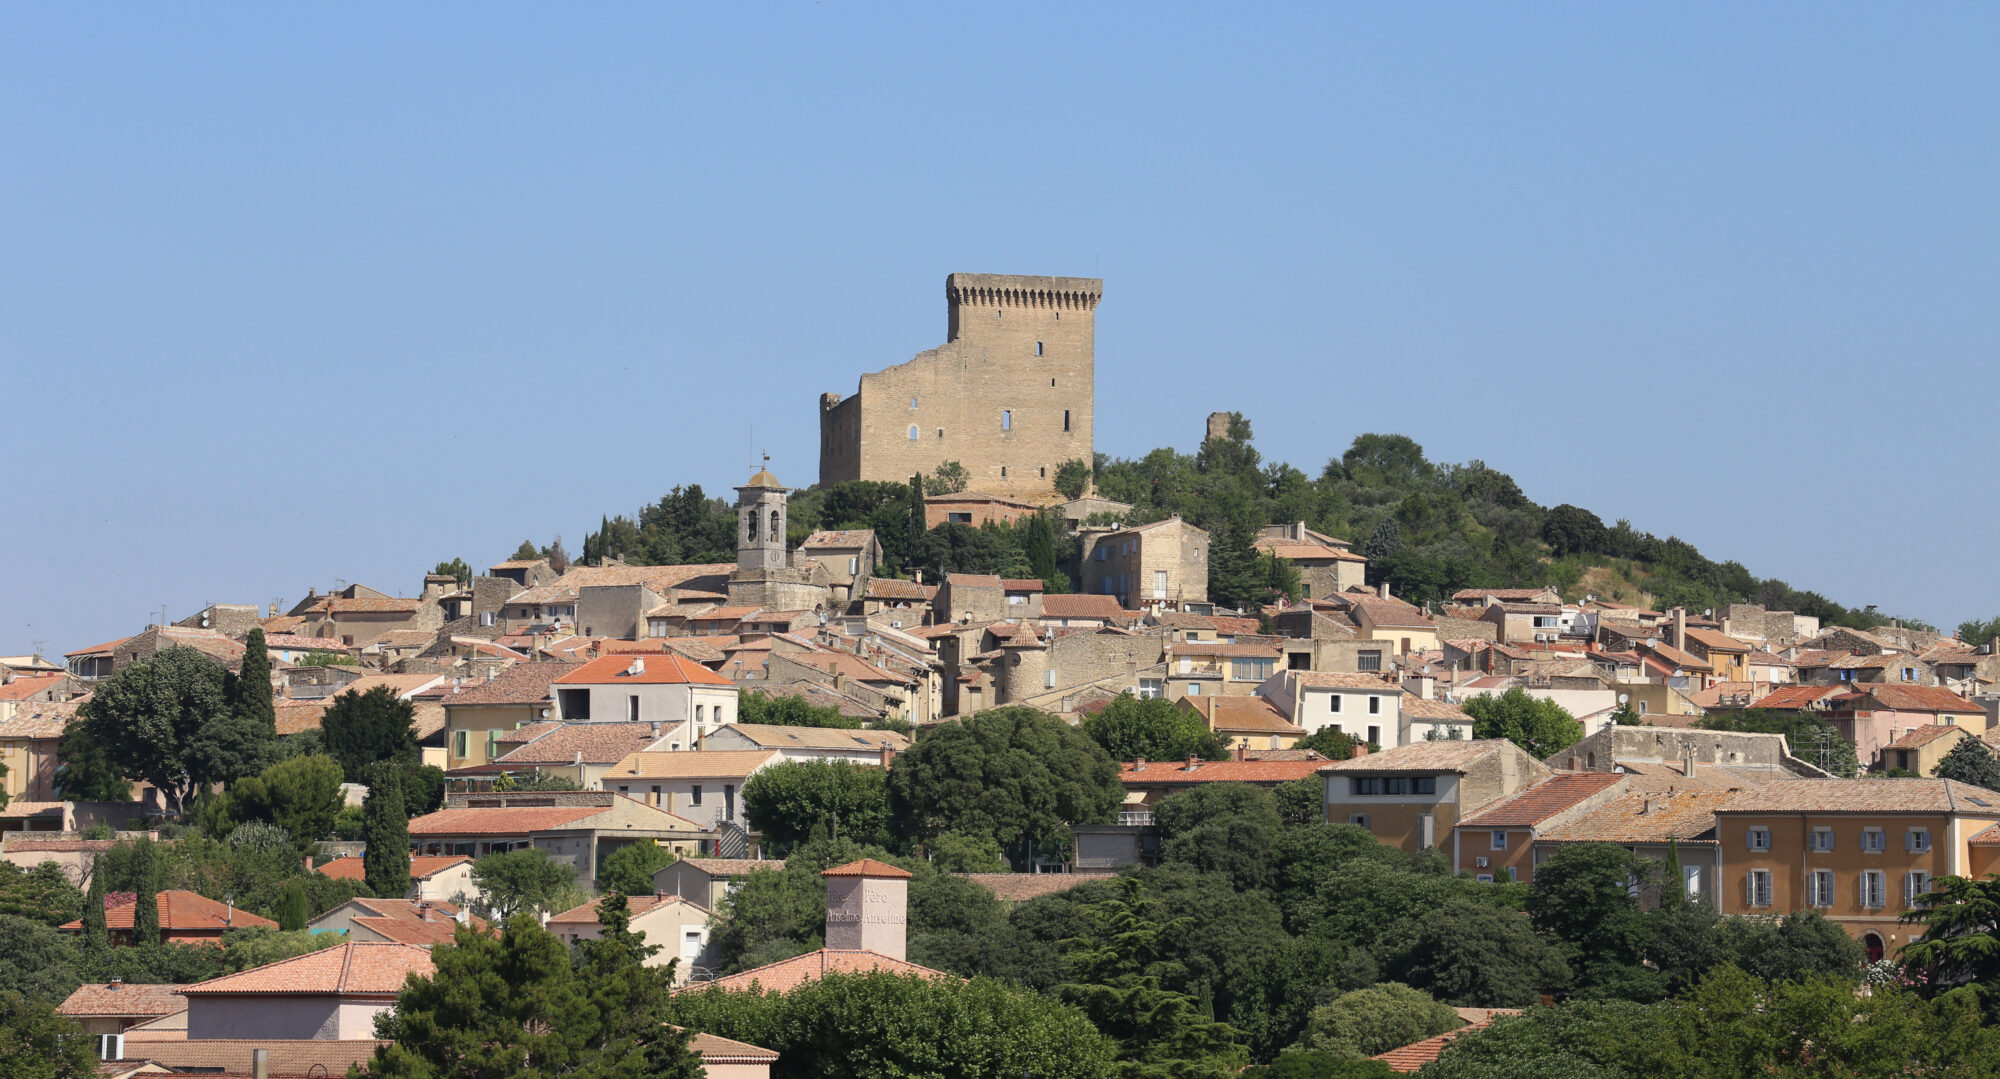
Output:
1035,341,1043,356
1476,873,1495,883
1357,651,1383,672
849,557,859,575
1154,571,1168,599
1492,831,1508,850
1368,696,1381,714
1809,869,1834,907
1861,828,1886,853
487,730,501,759
1350,814,1370,829
1231,658,1274,681
454,730,470,758
696,704,706,725
1063,409,1071,432
1001,410,1012,431
1748,870,1774,908
1747,827,1771,852
628,695,639,722
1684,865,1703,899
1187,683,1202,696
1329,695,1343,713
691,785,703,806
650,785,662,806
1045,669,1057,688
1908,829,1931,853
1350,777,1381,796
1383,777,1408,795
1809,828,1835,852
1906,871,1932,905
1137,678,1164,699
1412,776,1436,794
1860,871,1886,909
1367,725,1381,746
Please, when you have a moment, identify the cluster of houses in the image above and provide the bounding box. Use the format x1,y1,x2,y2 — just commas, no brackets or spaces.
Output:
7,466,2000,1075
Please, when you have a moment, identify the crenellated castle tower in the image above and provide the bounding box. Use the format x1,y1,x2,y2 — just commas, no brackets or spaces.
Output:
818,273,1100,501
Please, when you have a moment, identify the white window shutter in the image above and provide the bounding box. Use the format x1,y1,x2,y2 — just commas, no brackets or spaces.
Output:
1903,872,1914,906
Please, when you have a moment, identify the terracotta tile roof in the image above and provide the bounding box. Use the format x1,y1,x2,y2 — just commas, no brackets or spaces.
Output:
327,597,424,614
945,573,1005,590
315,855,470,883
1289,671,1403,692
0,674,69,701
1744,650,1797,667
956,872,1106,902
1256,538,1368,562
1245,749,1331,761
1001,579,1046,593
674,857,787,877
1683,627,1752,653
60,890,277,933
1373,1020,1494,1072
686,1031,780,1064
1458,773,1626,828
865,578,933,601
1887,725,1969,750
1180,695,1305,735
65,636,133,658
1038,594,1125,620
1970,823,2000,846
351,915,468,946
602,749,782,782
1789,649,1848,667
495,723,663,766
715,724,908,752
545,893,708,926
0,801,67,819
1537,788,1737,844
556,653,734,686
1717,778,2000,815
4,837,116,854
1750,684,1845,710
1332,593,1435,629
1854,685,1984,715
1491,602,1562,615
1320,740,1514,774
1400,697,1476,724
178,943,433,997
441,662,583,706
822,858,911,878
1120,759,1325,784
800,529,876,549
57,982,188,1019
504,584,579,605
694,949,954,993
271,700,330,736
0,701,79,739
407,805,602,836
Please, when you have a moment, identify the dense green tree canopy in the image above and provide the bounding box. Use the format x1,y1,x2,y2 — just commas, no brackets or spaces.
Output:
321,686,420,782
0,990,100,1079
469,849,578,920
594,841,676,896
1296,982,1461,1058
886,707,1122,861
1082,693,1230,764
67,646,250,815
741,758,891,855
1932,736,2000,790
1461,688,1584,759
735,690,865,729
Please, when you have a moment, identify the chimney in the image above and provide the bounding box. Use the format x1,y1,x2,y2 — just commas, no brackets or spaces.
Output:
1133,757,1146,771
1350,743,1368,758
1378,581,1390,600
1683,747,1697,778
252,1049,269,1079
823,860,910,961
225,899,234,926
1292,521,1306,541
303,855,314,873
1673,607,1686,651
1235,743,1246,762
1642,797,1659,815
108,978,120,990
879,746,894,768
1185,755,1198,772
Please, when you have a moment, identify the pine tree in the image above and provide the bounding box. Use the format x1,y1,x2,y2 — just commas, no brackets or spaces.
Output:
82,856,108,953
131,841,160,945
363,765,411,899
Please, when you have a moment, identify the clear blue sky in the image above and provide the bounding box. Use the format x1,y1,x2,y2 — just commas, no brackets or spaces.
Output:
5,6,1996,655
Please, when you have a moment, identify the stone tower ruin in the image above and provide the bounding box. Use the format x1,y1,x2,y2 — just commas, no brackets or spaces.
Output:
818,273,1100,501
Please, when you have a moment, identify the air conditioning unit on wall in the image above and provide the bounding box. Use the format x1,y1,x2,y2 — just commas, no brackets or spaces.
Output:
1475,857,1490,868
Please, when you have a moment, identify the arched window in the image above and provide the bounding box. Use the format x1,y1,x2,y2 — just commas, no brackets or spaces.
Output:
746,512,758,542
908,425,919,441
769,509,781,538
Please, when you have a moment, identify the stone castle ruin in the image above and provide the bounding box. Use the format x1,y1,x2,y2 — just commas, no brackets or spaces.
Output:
819,273,1100,501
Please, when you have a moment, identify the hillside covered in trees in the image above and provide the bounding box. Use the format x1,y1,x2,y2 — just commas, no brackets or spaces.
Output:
554,418,1915,630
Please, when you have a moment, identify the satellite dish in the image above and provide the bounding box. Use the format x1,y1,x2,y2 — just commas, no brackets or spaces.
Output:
1618,693,1629,705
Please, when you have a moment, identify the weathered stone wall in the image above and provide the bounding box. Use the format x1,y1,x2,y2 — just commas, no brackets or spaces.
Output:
820,273,1099,500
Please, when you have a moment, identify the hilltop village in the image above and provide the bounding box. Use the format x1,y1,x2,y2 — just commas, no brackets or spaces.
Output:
8,275,2000,1078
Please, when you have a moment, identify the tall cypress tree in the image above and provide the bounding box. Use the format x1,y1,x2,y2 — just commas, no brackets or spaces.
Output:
235,628,277,734
1025,512,1060,589
363,765,411,899
131,841,160,945
82,855,109,952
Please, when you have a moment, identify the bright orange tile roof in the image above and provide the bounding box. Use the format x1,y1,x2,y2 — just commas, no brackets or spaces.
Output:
1458,773,1626,828
406,805,601,836
822,858,911,879
1855,685,1984,715
1750,684,1845,710
685,1031,780,1063
177,943,433,997
555,652,734,686
1373,1020,1494,1072
691,949,954,994
1120,759,1325,784
60,890,276,933
1887,725,1969,750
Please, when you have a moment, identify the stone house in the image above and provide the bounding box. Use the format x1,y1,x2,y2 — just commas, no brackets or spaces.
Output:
1078,516,1209,608
1476,602,1565,645
856,577,934,623
0,699,74,803
1257,669,1406,748
547,893,716,984
923,491,1041,528
797,529,881,605
1163,641,1279,700
1318,588,1439,655
1320,739,1552,854
408,791,712,880
1254,523,1367,599
654,857,787,913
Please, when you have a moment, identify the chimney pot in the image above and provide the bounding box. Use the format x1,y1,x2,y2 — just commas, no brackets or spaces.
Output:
1134,757,1145,771
1235,743,1246,761
1351,743,1368,758
1186,755,1198,771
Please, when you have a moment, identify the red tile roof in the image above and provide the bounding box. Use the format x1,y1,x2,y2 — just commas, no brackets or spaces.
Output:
1887,725,1970,751
685,1031,780,1064
407,805,601,836
1038,594,1127,620
57,982,188,1018
0,675,68,701
956,873,1106,902
692,949,955,993
1855,685,1984,715
1373,1020,1494,1072
674,857,787,876
493,722,663,767
1120,759,1325,784
1457,773,1626,828
545,893,707,926
60,890,277,933
65,637,133,657
177,943,433,996
555,653,734,686
1750,684,1845,710
822,858,912,879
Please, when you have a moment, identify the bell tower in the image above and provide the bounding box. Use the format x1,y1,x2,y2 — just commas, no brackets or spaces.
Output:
735,467,790,573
